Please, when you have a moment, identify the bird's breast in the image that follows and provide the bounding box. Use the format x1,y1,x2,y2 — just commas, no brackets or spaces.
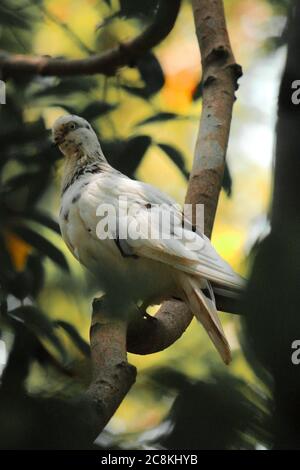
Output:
60,207,175,305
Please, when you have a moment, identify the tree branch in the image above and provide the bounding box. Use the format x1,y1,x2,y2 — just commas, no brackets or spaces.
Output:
127,293,240,355
85,301,136,433
186,0,242,237
0,0,181,79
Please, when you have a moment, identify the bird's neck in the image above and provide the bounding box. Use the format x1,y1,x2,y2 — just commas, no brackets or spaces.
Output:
61,145,108,195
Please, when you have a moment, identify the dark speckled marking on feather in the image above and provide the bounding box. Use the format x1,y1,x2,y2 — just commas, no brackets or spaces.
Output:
64,211,69,222
72,193,81,204
61,162,103,195
114,237,139,259
181,213,197,233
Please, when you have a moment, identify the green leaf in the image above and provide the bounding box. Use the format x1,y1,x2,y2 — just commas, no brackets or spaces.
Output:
7,271,32,301
0,288,8,316
3,170,51,208
25,254,45,298
222,162,233,197
55,320,90,357
149,367,190,393
49,103,79,115
81,101,117,120
136,112,180,127
103,135,151,176
0,4,30,29
119,0,157,18
0,118,47,149
11,225,69,272
121,85,148,98
0,233,14,277
122,52,165,99
22,210,60,234
157,143,189,179
138,52,164,96
162,373,262,450
8,306,66,360
192,80,203,101
122,135,152,176
33,77,97,98
3,172,38,192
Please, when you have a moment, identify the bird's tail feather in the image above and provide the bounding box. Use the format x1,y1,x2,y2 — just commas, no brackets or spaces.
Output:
177,273,232,365
212,285,241,299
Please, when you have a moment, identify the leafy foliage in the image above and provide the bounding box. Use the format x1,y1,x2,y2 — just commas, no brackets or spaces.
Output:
103,135,152,177
136,112,182,127
119,0,158,19
121,52,165,98
157,143,189,179
192,80,203,101
222,162,233,197
159,371,270,450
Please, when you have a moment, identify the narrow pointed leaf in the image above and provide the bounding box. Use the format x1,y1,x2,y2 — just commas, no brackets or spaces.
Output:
158,143,189,179
136,112,180,127
222,162,233,197
55,320,90,357
11,225,69,272
23,210,60,234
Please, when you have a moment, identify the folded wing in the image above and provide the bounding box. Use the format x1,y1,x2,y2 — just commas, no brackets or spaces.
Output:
78,173,244,290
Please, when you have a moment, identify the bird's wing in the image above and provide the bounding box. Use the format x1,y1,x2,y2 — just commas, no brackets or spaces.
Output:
78,172,244,289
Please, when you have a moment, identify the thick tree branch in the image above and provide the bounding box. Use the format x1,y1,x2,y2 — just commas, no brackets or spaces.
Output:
186,0,242,237
127,293,240,355
85,301,136,434
0,0,181,79
128,300,192,355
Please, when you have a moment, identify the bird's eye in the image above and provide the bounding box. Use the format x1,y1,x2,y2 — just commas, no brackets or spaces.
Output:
69,122,77,130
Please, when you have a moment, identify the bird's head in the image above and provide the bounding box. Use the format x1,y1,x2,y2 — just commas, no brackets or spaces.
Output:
52,114,100,158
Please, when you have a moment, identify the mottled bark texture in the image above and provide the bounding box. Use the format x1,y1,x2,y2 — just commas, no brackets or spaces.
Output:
127,300,193,355
85,300,136,430
186,0,242,238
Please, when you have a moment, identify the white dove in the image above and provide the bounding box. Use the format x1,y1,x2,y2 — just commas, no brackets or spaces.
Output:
53,114,244,364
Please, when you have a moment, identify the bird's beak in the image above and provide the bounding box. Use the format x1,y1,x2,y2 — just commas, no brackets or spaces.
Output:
52,135,64,146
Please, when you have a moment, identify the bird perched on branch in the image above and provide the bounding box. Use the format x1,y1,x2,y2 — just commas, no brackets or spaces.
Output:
53,114,244,364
